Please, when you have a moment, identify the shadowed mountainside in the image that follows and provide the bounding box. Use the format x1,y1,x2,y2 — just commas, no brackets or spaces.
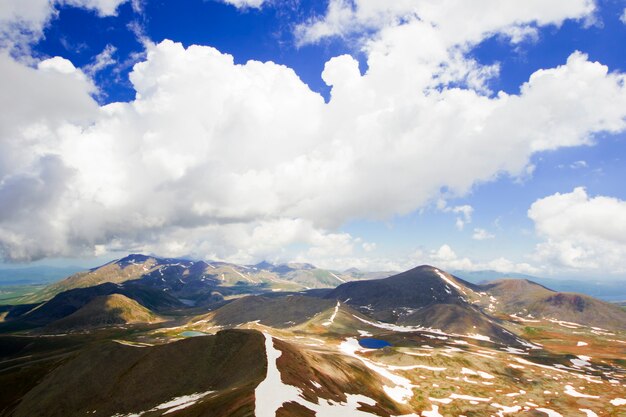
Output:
9,330,266,417
193,295,336,328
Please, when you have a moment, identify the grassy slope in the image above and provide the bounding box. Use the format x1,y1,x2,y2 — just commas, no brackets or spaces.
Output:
45,294,163,331
16,260,160,305
483,279,626,330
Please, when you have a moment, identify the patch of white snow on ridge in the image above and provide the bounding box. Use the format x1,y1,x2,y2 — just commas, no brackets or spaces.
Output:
466,333,491,342
429,397,453,404
610,398,626,406
577,341,588,347
339,338,417,404
461,368,494,379
255,333,303,417
579,409,598,417
255,333,379,417
571,355,592,367
352,315,448,336
230,267,253,282
433,269,463,293
563,385,598,399
421,405,444,417
153,391,214,414
330,272,346,283
490,403,522,414
548,319,582,329
535,408,563,417
323,302,340,327
112,391,214,417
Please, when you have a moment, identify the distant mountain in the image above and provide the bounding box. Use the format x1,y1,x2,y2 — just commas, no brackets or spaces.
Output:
19,255,162,303
480,278,626,330
324,265,520,345
453,269,626,302
16,254,393,306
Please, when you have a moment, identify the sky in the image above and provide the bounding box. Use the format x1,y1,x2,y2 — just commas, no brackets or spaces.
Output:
0,0,625,279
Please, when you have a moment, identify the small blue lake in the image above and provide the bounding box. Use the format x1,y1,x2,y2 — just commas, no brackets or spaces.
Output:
180,331,207,337
358,338,391,349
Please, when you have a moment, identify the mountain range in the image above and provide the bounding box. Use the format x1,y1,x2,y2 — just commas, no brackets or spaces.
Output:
0,255,625,416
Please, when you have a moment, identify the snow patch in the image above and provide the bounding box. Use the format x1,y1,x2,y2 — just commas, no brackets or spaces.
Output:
535,408,563,417
421,405,444,417
339,338,417,404
433,269,464,293
563,385,598,399
256,333,380,416
330,272,346,283
323,302,340,327
570,355,591,367
113,391,214,416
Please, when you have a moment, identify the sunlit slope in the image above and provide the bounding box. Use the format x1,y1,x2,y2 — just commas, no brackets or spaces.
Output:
45,294,163,331
481,278,626,330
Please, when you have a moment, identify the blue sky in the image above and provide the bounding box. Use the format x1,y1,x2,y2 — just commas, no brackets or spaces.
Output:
1,0,626,279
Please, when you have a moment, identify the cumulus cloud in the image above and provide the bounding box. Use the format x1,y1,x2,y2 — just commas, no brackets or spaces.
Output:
529,187,626,273
621,8,626,24
418,244,538,274
295,0,595,45
1,1,626,269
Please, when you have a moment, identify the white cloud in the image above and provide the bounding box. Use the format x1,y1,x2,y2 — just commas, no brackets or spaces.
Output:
529,187,626,272
421,244,538,274
0,0,127,50
61,0,128,16
569,160,588,169
221,0,267,9
0,2,626,268
472,228,495,241
621,8,626,24
437,201,473,230
452,206,473,231
362,242,376,252
83,44,117,76
295,0,595,45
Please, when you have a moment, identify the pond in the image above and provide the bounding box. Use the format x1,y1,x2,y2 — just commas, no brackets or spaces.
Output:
358,338,391,349
180,331,207,337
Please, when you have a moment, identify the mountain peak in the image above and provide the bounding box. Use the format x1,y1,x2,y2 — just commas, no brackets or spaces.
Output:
254,261,275,270
116,254,153,266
